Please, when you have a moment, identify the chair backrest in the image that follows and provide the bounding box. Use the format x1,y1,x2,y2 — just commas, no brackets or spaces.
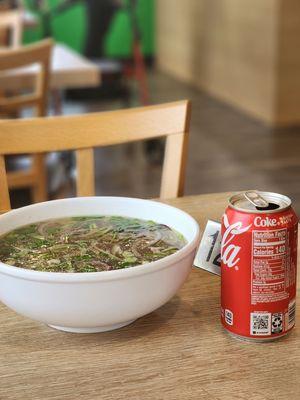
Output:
0,9,22,48
0,39,52,116
0,100,191,211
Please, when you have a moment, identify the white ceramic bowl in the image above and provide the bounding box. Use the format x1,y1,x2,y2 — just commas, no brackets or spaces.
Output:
0,197,200,333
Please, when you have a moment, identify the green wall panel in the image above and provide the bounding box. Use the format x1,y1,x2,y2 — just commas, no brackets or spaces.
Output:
23,0,154,57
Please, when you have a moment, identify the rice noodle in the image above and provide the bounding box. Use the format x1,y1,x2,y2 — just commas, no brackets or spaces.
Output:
0,216,186,273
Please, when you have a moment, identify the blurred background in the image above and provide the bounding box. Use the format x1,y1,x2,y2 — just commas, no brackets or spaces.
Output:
1,0,300,212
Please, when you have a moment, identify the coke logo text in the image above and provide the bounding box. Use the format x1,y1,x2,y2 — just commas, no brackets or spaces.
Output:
254,216,277,227
221,214,252,269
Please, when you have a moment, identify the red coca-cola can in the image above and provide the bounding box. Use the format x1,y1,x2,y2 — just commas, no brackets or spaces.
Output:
221,190,298,341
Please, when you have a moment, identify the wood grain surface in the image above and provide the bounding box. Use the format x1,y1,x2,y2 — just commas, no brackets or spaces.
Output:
0,192,299,400
156,0,279,124
156,0,300,126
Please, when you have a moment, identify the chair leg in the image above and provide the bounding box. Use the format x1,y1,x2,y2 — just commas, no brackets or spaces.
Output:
51,89,63,115
31,154,47,203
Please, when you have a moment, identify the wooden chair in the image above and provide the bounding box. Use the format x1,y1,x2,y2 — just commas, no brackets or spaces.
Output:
0,9,22,112
0,9,23,48
0,39,53,204
0,100,191,211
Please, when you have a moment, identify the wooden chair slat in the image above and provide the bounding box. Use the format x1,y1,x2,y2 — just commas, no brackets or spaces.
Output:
7,169,36,188
0,155,11,211
160,101,191,198
0,39,52,69
0,93,42,111
160,133,185,199
31,154,47,203
0,101,191,209
76,148,95,197
0,101,188,154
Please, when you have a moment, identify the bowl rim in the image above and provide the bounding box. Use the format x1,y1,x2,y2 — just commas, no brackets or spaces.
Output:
0,196,200,282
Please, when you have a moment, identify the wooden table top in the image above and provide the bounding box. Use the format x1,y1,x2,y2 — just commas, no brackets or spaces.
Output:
0,192,299,400
0,43,100,91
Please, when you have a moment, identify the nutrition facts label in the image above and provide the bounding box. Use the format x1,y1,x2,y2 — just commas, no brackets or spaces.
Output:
251,228,289,304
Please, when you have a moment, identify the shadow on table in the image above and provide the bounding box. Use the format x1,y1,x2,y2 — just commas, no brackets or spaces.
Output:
1,295,182,351
74,294,181,345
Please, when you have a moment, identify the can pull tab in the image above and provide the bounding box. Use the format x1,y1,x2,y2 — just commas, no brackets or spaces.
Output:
244,190,269,208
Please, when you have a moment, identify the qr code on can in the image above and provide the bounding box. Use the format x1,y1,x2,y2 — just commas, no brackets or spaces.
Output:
272,313,283,334
250,312,271,335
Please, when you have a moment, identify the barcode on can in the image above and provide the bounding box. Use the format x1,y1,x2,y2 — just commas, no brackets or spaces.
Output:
250,312,271,335
288,299,296,329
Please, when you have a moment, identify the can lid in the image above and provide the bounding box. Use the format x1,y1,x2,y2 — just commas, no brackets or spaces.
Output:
229,190,291,213
244,191,269,208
